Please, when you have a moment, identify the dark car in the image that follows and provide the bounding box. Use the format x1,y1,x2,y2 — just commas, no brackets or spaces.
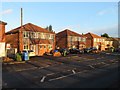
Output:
84,47,97,53
58,48,70,55
69,48,84,54
84,48,92,53
90,47,97,51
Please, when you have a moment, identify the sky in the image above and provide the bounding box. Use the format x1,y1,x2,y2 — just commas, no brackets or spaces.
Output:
0,2,118,37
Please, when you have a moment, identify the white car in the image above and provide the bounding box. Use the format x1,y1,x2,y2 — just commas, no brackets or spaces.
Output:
22,50,36,57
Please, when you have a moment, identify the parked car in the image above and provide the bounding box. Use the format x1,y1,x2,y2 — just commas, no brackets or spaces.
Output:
84,48,92,53
69,48,84,54
84,47,97,53
58,48,70,55
22,50,36,57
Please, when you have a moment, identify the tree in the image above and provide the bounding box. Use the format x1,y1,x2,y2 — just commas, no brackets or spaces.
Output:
45,26,49,30
49,25,53,32
45,25,54,32
101,33,109,38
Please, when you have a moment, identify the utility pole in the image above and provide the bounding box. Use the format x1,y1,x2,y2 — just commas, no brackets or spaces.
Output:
21,8,23,27
18,8,23,52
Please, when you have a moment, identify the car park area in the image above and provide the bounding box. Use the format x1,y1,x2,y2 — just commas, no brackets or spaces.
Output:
2,52,120,88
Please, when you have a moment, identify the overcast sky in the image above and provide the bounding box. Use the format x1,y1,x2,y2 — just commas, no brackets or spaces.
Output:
0,2,118,37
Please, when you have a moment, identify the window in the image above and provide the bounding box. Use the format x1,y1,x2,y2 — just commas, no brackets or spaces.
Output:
97,38,99,42
82,38,86,42
23,31,29,38
41,33,45,39
23,45,28,50
44,46,46,48
40,45,42,48
75,37,77,41
35,32,38,38
46,34,50,39
78,37,81,41
94,38,96,42
50,34,54,39
30,32,35,38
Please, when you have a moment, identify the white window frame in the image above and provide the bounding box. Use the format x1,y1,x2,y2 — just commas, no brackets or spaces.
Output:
23,31,29,38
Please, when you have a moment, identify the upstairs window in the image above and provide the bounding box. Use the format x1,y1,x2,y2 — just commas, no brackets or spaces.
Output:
23,31,29,38
82,38,86,42
94,38,96,42
50,34,54,39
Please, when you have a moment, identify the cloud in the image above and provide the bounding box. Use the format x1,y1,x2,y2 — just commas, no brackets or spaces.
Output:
0,9,13,15
97,10,108,16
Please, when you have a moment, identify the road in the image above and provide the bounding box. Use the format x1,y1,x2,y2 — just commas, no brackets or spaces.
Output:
2,52,120,88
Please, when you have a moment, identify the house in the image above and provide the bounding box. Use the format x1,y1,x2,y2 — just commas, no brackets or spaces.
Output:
56,29,86,50
103,37,120,50
104,37,114,50
0,21,7,57
112,38,120,49
6,23,55,56
83,32,105,51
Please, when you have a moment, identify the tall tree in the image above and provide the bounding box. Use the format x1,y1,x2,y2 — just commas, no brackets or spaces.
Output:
101,33,109,38
49,25,53,32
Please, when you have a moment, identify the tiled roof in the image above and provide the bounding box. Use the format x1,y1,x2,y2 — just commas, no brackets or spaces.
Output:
0,21,7,25
57,29,82,37
84,32,101,38
6,23,55,34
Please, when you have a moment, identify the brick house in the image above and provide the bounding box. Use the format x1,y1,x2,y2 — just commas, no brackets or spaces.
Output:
6,23,55,56
56,29,86,50
83,32,105,51
0,21,7,57
112,38,120,49
104,37,120,50
104,37,114,50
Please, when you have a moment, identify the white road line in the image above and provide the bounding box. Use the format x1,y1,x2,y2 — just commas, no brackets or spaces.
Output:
48,70,88,82
72,70,76,74
40,76,46,83
88,65,95,69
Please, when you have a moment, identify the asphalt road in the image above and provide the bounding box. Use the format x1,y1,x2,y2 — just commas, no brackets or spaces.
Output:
2,52,120,88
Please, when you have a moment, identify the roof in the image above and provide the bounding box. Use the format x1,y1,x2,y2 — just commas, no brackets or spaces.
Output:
6,23,55,34
105,37,114,41
0,21,7,25
84,32,101,38
57,29,82,37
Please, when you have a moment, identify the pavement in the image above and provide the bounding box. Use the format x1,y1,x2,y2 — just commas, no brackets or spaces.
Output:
2,52,120,88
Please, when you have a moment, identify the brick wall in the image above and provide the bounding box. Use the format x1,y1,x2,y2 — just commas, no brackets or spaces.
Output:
0,24,6,42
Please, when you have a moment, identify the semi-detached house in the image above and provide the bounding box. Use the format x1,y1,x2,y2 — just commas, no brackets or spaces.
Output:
6,23,55,56
56,29,86,50
83,32,105,51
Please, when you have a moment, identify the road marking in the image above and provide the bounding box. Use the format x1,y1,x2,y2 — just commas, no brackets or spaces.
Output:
47,73,55,76
16,67,37,72
72,70,76,74
40,76,46,83
88,65,95,69
48,74,73,81
48,70,88,82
